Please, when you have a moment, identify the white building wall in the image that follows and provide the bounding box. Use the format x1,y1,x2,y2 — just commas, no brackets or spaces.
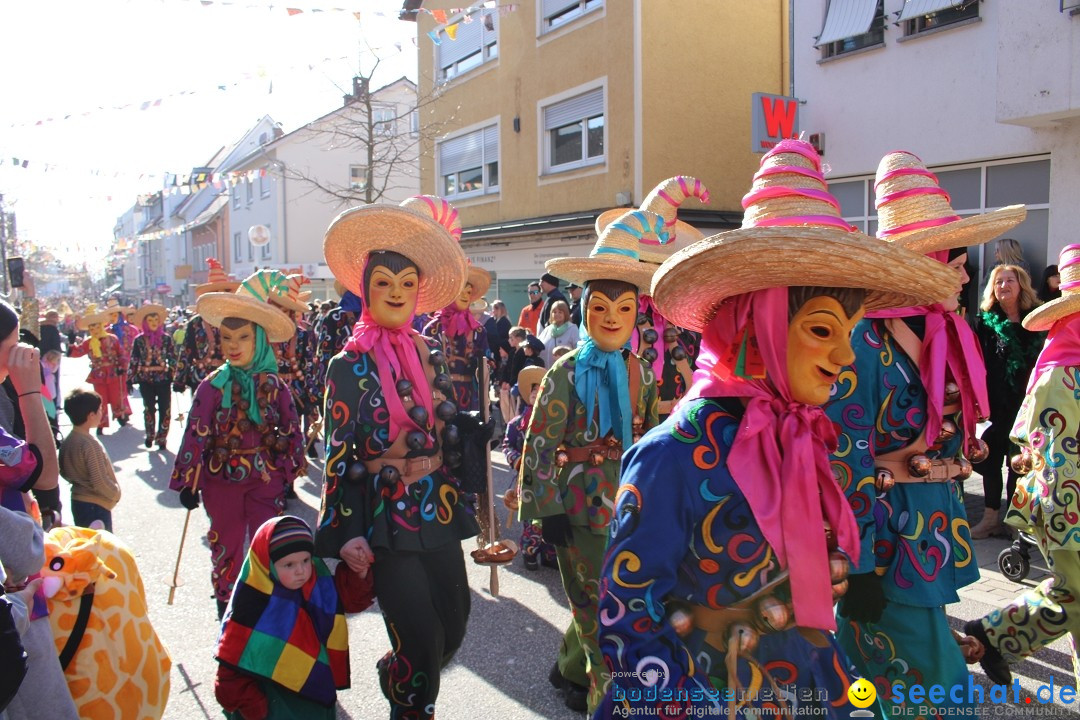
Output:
793,0,1080,266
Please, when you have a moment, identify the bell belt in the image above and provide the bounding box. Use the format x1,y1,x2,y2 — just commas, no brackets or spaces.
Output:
364,451,444,486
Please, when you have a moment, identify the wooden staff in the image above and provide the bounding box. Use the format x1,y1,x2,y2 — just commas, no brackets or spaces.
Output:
167,464,201,605
480,361,499,597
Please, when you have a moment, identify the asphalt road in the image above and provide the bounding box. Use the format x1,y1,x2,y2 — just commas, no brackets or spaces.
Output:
54,354,1080,719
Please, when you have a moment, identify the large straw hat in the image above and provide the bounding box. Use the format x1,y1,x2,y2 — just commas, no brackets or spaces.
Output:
546,210,668,292
465,263,492,301
595,176,710,265
103,297,134,317
269,273,312,314
875,151,1026,254
133,303,167,326
652,139,961,333
76,303,110,331
196,269,296,342
323,195,468,315
1023,244,1080,331
195,258,241,296
516,365,546,402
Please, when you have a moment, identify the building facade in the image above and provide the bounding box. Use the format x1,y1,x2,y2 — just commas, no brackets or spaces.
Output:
795,0,1080,283
411,0,788,320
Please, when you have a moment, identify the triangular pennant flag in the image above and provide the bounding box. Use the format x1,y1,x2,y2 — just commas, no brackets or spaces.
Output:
287,8,303,15
432,8,447,23
427,29,441,45
446,23,458,40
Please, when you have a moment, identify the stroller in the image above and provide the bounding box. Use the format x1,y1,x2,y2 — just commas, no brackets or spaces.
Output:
998,531,1051,583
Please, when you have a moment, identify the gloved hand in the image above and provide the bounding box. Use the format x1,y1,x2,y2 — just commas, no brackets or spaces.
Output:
837,572,887,623
178,487,201,511
541,513,574,548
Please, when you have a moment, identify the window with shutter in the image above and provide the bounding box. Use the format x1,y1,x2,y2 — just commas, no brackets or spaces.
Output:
541,87,605,173
541,0,603,34
437,9,499,82
436,123,500,199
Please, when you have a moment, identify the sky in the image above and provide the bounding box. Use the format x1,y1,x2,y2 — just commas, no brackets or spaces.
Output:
0,0,419,275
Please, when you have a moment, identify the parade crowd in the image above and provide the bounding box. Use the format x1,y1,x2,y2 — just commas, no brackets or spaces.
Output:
3,140,1080,720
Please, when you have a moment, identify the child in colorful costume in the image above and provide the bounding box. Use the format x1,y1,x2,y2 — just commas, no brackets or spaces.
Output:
501,365,555,571
170,270,303,619
128,303,176,450
517,211,663,713
215,516,373,720
315,196,477,720
173,259,238,394
594,140,960,719
964,244,1080,689
826,150,1026,717
424,262,491,412
68,304,130,434
596,177,709,421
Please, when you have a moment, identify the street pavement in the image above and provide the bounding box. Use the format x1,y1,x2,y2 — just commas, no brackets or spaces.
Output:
53,354,1080,718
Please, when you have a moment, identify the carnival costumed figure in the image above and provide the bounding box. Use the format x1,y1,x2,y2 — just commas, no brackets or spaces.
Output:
128,303,177,450
826,150,1027,718
173,259,238,394
169,270,303,620
311,280,362,409
315,196,479,720
269,274,318,420
964,244,1080,690
515,211,662,713
424,263,491,412
68,304,130,433
593,141,960,719
105,298,137,417
597,177,709,421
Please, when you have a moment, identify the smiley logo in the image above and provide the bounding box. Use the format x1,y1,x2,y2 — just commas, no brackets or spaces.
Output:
847,678,877,708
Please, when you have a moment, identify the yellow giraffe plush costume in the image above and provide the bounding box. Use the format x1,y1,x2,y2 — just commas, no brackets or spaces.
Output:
41,526,171,720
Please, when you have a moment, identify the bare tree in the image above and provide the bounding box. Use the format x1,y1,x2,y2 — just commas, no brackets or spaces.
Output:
279,55,456,205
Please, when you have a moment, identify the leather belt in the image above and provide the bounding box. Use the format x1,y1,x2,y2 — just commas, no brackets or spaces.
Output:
364,452,444,486
560,440,622,464
875,457,960,483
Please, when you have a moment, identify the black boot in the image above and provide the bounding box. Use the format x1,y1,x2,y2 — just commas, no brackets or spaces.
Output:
964,619,1012,685
548,661,564,691
564,681,588,712
216,599,228,621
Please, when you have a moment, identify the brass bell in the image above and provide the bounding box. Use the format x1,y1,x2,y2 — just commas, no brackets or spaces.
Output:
555,450,570,468
408,405,429,428
832,579,849,600
442,424,461,447
967,438,990,464
956,457,973,480
874,468,895,492
433,373,454,395
670,346,687,362
823,521,837,551
663,326,679,344
944,381,960,404
642,328,659,345
728,623,759,654
936,419,958,444
237,418,252,433
275,437,290,453
262,432,276,446
907,454,932,478
1010,450,1033,474
641,348,658,364
227,436,241,450
755,596,792,633
669,608,693,638
445,450,462,468
829,550,850,584
589,450,605,467
636,313,650,327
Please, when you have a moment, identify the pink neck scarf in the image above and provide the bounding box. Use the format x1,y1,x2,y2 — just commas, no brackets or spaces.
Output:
141,318,166,349
865,252,988,448
681,287,858,631
432,303,480,338
1027,319,1080,393
632,295,667,378
343,309,434,445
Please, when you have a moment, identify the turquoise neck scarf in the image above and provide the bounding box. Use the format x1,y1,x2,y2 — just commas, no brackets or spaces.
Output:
210,325,278,424
574,330,632,443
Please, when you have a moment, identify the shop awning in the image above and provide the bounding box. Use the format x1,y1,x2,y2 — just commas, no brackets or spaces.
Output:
897,0,963,21
816,0,880,45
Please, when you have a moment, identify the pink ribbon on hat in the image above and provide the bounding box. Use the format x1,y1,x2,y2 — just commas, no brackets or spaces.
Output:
752,215,856,231
754,165,827,183
742,185,841,212
875,186,951,210
876,214,960,238
680,287,859,632
873,166,939,189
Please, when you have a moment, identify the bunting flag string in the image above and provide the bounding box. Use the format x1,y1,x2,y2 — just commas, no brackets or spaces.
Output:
418,2,518,45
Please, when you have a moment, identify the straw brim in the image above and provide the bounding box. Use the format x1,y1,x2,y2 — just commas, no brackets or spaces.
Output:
596,210,704,265
196,293,296,343
545,256,657,294
652,226,962,333
517,366,546,399
323,205,467,315
1022,296,1080,332
133,304,167,326
467,267,492,300
76,313,109,331
889,205,1027,254
196,281,240,296
269,294,310,315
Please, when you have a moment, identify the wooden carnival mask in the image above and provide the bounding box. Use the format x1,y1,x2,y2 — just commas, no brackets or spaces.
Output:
364,252,420,330
584,281,637,353
220,320,256,368
454,281,474,312
786,293,864,406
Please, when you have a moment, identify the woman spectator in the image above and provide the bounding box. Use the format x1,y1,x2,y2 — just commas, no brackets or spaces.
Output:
969,264,1045,539
1038,264,1061,303
537,300,578,367
485,300,512,360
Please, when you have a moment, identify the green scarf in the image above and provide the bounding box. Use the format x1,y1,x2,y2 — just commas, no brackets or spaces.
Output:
210,325,278,424
548,321,570,339
980,308,1043,389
